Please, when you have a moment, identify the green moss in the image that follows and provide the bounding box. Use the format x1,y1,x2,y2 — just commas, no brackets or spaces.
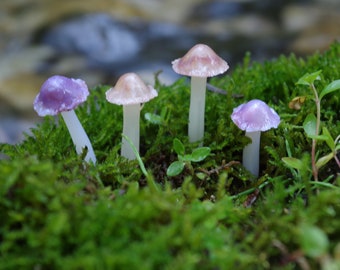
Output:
1,42,340,269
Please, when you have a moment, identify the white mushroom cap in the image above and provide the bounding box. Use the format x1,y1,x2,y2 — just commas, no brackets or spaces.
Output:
231,99,280,132
105,73,158,105
172,44,229,77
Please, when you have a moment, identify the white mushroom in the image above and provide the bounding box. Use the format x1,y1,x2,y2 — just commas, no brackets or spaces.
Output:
105,73,158,160
172,44,229,143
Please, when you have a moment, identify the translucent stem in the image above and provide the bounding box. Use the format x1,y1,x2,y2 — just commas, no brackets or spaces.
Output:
122,104,140,160
61,110,96,163
243,131,261,177
189,76,207,143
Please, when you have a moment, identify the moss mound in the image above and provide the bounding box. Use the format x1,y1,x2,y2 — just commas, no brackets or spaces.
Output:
1,43,340,269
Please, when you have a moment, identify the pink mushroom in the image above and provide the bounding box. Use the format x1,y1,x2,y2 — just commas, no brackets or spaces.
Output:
33,75,96,163
105,73,158,160
172,43,229,143
231,99,280,177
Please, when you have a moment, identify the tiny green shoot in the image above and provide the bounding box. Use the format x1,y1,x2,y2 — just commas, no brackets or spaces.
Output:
122,134,148,177
167,138,211,177
283,71,340,181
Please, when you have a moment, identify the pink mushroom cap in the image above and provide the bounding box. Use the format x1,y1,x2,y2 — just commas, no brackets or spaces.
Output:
231,99,280,132
172,44,229,77
105,73,158,105
33,75,89,116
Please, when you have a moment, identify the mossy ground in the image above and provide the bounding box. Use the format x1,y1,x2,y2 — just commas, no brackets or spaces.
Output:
1,43,340,269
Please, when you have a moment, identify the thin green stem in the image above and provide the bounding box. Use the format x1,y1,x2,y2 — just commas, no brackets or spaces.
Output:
122,134,148,177
310,83,320,181
229,176,285,200
310,181,340,190
334,155,340,169
334,135,340,169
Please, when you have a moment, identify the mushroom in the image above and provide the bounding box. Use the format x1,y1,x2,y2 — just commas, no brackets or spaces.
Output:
105,73,158,160
172,43,229,143
33,75,97,163
231,99,280,177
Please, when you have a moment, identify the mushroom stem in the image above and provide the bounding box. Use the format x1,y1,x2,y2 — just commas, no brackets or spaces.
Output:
243,131,261,177
189,76,207,143
122,104,140,160
61,110,96,163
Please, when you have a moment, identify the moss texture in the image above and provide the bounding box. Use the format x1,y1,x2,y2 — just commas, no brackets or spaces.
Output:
1,43,340,269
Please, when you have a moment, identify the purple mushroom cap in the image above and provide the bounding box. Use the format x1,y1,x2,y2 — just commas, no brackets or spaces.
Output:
231,99,280,132
33,75,89,116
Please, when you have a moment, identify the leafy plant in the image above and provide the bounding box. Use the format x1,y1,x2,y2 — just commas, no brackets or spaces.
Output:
166,138,211,177
282,71,340,181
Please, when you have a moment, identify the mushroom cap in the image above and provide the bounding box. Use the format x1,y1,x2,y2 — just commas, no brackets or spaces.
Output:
105,73,158,105
172,43,229,77
33,75,89,116
231,99,280,132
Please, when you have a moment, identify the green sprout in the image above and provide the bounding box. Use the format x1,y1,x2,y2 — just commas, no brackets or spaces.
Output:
166,138,211,177
282,70,340,181
122,134,148,177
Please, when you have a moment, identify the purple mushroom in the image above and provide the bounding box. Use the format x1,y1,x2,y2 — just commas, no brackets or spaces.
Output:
231,99,280,177
172,44,229,144
33,75,96,163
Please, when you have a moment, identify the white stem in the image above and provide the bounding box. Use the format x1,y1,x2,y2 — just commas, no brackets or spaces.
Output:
61,110,96,164
189,76,207,143
122,104,140,160
242,131,261,177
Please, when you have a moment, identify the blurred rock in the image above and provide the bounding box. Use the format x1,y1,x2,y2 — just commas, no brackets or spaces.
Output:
43,13,142,65
0,46,54,80
0,46,54,112
290,23,340,54
283,4,340,53
281,5,324,33
315,0,340,5
0,116,38,144
0,73,45,112
201,14,278,38
122,0,205,23
188,1,245,21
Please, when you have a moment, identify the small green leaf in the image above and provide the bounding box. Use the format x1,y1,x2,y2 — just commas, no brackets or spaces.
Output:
316,152,334,169
144,112,162,125
299,225,329,258
319,79,340,101
282,157,305,170
190,147,211,162
308,134,330,141
321,127,335,150
173,138,185,156
182,154,193,162
166,161,185,177
296,70,322,86
308,128,335,151
303,113,317,137
195,172,206,180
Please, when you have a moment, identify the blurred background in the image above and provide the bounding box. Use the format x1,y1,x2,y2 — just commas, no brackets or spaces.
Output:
0,0,339,144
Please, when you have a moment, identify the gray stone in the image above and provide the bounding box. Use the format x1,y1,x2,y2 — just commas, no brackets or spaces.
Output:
43,13,141,64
